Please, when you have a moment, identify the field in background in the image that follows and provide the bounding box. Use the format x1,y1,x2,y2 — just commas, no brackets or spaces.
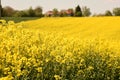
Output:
0,17,120,80
24,17,120,40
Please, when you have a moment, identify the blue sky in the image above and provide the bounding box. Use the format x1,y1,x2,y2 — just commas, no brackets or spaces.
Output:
2,0,120,14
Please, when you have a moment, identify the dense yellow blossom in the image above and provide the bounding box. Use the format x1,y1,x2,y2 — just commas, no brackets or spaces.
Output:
0,17,120,79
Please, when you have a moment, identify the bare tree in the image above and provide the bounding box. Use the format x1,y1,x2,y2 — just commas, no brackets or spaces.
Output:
82,6,91,17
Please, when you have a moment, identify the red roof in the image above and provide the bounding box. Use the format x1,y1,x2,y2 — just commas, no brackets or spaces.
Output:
46,11,53,15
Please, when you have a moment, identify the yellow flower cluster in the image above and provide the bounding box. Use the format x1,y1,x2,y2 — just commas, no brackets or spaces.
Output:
0,18,120,80
24,17,120,40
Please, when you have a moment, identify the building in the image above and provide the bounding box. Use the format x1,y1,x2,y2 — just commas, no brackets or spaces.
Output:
45,11,53,17
45,9,74,17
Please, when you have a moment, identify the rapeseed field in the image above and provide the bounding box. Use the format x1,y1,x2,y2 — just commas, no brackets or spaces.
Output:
24,17,120,39
0,17,120,80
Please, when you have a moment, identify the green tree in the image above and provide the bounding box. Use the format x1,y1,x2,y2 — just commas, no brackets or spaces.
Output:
82,6,91,17
27,7,35,17
113,7,120,16
74,5,82,17
104,10,112,16
13,10,28,17
59,10,67,17
52,8,58,17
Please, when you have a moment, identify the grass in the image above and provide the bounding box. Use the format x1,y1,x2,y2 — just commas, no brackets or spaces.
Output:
1,17,40,23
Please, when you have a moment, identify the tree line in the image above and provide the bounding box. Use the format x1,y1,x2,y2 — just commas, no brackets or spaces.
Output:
1,5,120,17
46,5,91,17
1,6,43,17
93,8,120,17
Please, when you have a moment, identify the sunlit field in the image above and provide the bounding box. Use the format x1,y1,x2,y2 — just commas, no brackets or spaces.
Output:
0,17,120,80
24,17,120,39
